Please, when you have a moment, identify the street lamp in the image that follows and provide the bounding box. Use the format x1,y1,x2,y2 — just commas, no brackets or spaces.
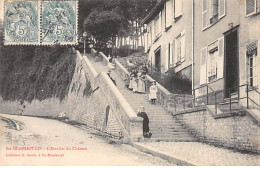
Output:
83,31,87,55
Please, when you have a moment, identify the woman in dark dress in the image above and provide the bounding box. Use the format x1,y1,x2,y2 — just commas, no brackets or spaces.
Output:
137,106,152,138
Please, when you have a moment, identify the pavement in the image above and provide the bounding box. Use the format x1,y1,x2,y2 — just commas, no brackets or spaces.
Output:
133,142,260,166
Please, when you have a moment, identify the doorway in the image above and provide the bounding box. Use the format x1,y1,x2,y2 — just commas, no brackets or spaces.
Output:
154,47,161,72
225,29,239,96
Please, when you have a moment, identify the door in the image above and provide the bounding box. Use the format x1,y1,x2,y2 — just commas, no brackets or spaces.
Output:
155,48,161,72
225,29,239,96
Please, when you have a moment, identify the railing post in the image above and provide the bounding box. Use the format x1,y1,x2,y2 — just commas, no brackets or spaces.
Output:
207,85,209,105
215,92,217,114
229,90,231,111
247,84,249,109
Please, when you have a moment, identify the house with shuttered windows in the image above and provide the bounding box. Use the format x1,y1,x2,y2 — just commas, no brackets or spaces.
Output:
194,0,260,107
142,0,193,81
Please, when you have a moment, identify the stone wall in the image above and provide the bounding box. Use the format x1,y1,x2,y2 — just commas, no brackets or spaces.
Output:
0,50,143,142
174,109,260,153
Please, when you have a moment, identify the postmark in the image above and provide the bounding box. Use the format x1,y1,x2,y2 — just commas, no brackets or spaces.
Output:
41,0,78,45
4,0,40,45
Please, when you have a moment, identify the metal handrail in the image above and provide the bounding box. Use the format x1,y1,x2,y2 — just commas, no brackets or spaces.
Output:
174,83,260,113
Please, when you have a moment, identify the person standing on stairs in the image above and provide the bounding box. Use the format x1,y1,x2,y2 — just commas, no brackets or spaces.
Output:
132,68,138,93
149,81,158,104
137,72,146,94
123,74,130,89
137,106,152,138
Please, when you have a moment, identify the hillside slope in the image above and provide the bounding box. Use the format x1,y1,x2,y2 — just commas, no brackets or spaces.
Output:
0,44,76,102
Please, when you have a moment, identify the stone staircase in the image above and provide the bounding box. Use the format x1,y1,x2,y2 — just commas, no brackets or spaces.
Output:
86,54,197,142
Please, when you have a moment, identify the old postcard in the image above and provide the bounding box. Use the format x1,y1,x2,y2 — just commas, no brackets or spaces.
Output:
0,0,259,166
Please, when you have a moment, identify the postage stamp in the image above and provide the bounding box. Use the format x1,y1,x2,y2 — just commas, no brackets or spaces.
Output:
41,0,78,45
4,0,40,45
3,0,78,45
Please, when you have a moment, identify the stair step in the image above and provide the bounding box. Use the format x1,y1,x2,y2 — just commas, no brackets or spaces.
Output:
145,138,198,142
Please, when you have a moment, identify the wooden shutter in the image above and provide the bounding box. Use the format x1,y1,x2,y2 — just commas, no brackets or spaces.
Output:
158,12,162,34
200,47,207,85
254,40,259,87
170,42,173,66
166,0,173,28
181,32,185,62
171,40,175,67
207,52,211,81
165,44,169,71
218,0,226,19
174,38,178,65
175,0,183,18
217,36,224,79
202,0,208,30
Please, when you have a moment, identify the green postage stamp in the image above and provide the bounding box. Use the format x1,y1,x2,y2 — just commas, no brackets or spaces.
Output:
4,0,78,45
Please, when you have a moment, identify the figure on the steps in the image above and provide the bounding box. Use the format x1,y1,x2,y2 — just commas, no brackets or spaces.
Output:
107,70,117,86
132,69,138,93
137,106,152,138
137,72,146,94
149,81,158,104
123,74,130,89
128,72,134,90
94,51,99,62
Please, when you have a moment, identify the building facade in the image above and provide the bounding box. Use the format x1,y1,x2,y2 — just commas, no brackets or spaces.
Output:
143,0,260,107
143,0,193,81
194,0,260,107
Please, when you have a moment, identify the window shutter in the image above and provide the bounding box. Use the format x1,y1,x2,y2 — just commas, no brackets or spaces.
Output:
166,0,172,28
174,39,178,65
254,40,260,87
170,42,173,66
175,0,183,18
218,0,226,19
181,34,185,62
202,0,208,30
158,12,162,34
171,40,175,67
165,44,169,71
208,0,213,20
217,36,224,79
207,52,211,81
200,47,207,85
172,0,175,21
246,0,256,16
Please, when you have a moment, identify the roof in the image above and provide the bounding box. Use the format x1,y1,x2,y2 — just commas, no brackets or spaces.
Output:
141,0,166,24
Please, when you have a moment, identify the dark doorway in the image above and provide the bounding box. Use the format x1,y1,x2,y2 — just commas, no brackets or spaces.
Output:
154,48,161,72
225,29,239,96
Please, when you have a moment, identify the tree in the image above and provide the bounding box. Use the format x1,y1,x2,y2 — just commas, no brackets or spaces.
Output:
83,0,157,52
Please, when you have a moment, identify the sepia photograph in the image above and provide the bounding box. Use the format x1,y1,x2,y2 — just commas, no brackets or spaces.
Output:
0,0,259,166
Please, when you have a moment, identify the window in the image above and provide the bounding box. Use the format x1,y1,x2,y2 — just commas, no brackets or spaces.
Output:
165,0,173,28
245,0,257,17
202,0,225,30
246,41,258,87
173,31,185,66
200,37,224,85
173,0,183,19
207,48,218,82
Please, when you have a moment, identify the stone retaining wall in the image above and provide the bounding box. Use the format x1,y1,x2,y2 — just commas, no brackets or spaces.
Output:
173,109,260,153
